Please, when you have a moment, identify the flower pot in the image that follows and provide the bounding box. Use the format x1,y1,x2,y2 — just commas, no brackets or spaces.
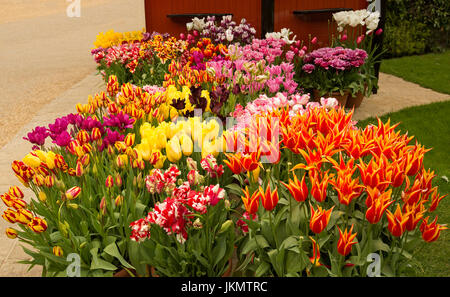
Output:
345,91,365,108
313,90,349,107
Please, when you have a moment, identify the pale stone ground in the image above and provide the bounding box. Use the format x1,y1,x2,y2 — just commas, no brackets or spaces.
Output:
0,0,449,278
0,0,144,276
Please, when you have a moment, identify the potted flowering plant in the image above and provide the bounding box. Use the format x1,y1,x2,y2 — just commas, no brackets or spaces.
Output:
297,47,368,106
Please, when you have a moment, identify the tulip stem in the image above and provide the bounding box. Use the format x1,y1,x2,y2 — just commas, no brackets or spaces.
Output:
269,211,279,250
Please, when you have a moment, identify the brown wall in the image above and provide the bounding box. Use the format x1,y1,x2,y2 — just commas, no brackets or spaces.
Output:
144,0,367,45
274,0,367,47
144,0,261,37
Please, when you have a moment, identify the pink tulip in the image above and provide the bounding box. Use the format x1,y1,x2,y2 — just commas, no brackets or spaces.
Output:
193,30,199,37
179,33,185,40
356,35,364,44
341,34,348,42
311,37,318,44
375,28,383,35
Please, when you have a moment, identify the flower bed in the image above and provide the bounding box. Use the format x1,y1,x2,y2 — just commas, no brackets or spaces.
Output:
3,14,447,277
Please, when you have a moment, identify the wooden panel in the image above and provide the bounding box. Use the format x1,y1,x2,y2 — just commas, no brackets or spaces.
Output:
145,0,262,38
274,0,367,47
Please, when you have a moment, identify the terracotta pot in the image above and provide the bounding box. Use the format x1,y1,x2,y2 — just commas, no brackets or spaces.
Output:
113,268,136,277
346,91,365,108
313,90,349,107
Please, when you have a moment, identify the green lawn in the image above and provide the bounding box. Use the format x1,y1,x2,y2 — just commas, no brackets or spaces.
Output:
380,50,450,94
357,101,450,276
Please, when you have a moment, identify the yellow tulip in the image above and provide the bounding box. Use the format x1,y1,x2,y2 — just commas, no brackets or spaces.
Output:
45,151,57,169
166,136,182,163
22,154,41,168
179,134,193,156
38,191,47,202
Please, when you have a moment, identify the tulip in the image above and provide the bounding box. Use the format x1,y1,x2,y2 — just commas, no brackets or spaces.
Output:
166,136,182,163
28,217,48,233
241,187,261,215
12,199,27,210
356,35,364,44
77,130,90,145
309,204,334,234
65,186,81,200
115,195,124,207
340,34,348,41
260,184,279,211
224,153,244,175
309,236,321,266
115,174,123,187
337,225,358,256
9,186,24,199
281,174,308,202
403,202,425,231
1,193,15,208
179,134,193,156
16,208,33,224
22,153,41,168
386,204,409,237
310,172,330,203
5,228,18,239
429,188,447,212
53,246,63,257
242,151,260,172
420,216,448,242
375,28,383,35
125,133,135,147
311,36,318,44
44,175,54,187
2,209,17,223
91,127,102,141
365,189,393,224
106,175,115,188
75,162,83,177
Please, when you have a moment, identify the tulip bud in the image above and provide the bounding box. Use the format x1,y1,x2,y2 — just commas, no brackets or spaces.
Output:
38,191,47,203
65,186,81,200
218,220,233,234
100,197,107,215
224,199,231,210
45,175,55,187
5,227,18,239
340,34,348,41
9,186,24,199
375,28,383,35
53,246,63,257
125,133,135,147
67,203,79,210
180,33,185,40
115,195,124,207
311,36,318,44
105,175,114,188
75,162,84,177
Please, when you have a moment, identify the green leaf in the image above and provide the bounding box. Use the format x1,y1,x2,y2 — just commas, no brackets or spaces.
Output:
90,247,117,271
212,237,227,266
255,235,270,249
104,242,134,269
371,238,390,252
241,238,258,255
255,261,271,277
280,236,299,250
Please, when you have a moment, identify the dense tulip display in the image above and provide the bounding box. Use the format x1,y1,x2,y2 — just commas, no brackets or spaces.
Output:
3,13,447,277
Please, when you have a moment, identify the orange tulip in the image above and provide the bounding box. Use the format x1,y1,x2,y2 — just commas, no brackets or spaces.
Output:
241,152,261,172
337,224,358,256
365,189,393,224
281,174,308,202
260,184,279,211
331,172,362,206
309,236,322,266
403,201,426,231
309,204,334,234
309,171,331,203
241,187,261,215
420,216,448,243
428,188,447,212
386,204,409,237
224,153,244,175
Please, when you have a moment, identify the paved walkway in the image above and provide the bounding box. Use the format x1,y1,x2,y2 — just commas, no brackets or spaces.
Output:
0,71,448,276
